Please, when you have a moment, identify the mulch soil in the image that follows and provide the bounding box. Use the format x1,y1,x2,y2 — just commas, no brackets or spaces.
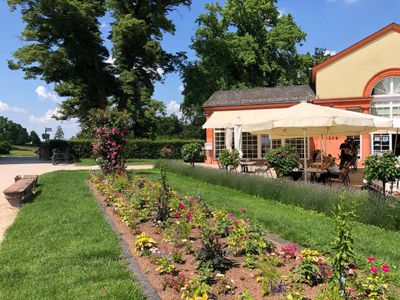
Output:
88,181,323,300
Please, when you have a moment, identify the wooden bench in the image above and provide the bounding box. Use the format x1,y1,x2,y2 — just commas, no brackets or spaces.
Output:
3,175,39,207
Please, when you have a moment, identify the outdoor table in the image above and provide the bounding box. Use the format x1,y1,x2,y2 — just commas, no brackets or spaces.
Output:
239,161,257,173
306,168,327,182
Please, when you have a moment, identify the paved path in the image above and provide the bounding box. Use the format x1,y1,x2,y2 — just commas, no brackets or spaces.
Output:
0,156,153,244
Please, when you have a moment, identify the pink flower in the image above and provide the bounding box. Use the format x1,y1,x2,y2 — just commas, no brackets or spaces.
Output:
175,213,181,218
186,213,192,220
179,203,185,209
243,235,249,240
368,257,375,263
382,264,389,273
111,127,117,134
233,220,239,225
227,214,235,219
370,267,378,273
240,209,247,213
227,226,233,232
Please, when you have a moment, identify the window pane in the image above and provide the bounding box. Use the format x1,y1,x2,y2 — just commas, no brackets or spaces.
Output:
285,138,308,159
242,132,258,159
372,134,390,154
214,129,225,159
261,136,282,157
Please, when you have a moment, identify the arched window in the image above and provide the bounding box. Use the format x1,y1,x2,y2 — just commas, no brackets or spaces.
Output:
372,76,400,96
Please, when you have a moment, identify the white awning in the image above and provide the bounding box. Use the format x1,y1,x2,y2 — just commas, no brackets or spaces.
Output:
202,108,283,131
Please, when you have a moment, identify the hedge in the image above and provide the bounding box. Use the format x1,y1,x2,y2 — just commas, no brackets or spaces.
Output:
47,139,204,159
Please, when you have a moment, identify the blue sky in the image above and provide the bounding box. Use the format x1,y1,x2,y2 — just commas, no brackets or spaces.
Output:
1,0,400,138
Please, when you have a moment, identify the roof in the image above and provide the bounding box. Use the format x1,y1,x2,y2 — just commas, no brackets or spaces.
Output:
202,85,315,108
311,23,400,83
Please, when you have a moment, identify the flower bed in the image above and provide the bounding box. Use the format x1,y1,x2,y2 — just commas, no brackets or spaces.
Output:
89,171,397,300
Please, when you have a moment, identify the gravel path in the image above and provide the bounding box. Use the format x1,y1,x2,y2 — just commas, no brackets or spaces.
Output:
0,156,153,244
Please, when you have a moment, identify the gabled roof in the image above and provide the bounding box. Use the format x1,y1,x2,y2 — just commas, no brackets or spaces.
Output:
311,23,400,83
203,85,315,108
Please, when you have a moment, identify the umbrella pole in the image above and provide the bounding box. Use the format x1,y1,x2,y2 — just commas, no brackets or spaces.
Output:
395,128,399,155
304,129,307,183
320,135,323,165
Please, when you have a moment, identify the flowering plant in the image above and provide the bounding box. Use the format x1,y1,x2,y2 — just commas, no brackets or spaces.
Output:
162,272,189,292
357,258,390,299
135,232,157,253
93,126,127,174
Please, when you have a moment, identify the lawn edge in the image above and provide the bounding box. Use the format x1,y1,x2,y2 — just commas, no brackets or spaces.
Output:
86,180,160,300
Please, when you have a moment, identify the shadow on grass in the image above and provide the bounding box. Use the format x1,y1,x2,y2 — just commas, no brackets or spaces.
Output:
22,190,42,205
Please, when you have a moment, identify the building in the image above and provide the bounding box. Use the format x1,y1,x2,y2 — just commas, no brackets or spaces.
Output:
203,23,400,165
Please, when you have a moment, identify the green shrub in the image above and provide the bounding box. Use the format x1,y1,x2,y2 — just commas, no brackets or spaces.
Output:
181,142,205,166
218,149,239,171
157,160,400,231
364,153,400,195
265,146,299,177
0,141,12,154
47,139,204,159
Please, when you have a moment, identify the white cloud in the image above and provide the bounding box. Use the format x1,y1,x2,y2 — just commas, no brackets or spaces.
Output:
0,100,26,113
179,84,184,93
29,108,62,124
165,100,181,118
278,8,286,18
35,86,61,103
105,55,116,65
324,49,337,56
157,67,165,76
100,22,109,29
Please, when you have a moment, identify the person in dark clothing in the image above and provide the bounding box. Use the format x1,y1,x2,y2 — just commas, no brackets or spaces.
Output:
339,140,352,169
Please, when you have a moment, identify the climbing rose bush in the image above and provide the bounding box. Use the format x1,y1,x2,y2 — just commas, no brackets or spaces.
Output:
93,127,127,174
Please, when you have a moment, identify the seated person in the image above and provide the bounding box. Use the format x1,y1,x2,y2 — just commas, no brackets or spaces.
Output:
318,155,340,184
312,149,322,162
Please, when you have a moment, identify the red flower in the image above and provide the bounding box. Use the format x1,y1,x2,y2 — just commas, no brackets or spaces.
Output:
175,213,181,218
240,209,247,213
368,257,375,263
227,226,233,231
227,214,235,219
370,267,378,273
179,203,185,209
243,235,249,240
327,270,333,276
382,264,389,273
233,220,239,225
186,213,192,220
196,199,201,203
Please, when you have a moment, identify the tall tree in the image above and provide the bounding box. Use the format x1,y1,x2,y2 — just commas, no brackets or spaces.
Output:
54,126,65,140
29,130,41,146
107,0,191,134
7,0,116,122
0,116,30,145
181,0,318,131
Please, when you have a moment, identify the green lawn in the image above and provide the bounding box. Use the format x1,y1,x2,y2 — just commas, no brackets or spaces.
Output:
142,169,400,285
76,158,156,166
4,145,38,157
0,171,144,299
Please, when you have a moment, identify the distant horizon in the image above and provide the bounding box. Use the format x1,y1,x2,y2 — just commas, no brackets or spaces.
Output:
1,0,400,138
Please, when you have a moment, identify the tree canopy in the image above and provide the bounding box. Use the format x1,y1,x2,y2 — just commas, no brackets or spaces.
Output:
181,0,331,130
0,116,30,145
7,0,191,137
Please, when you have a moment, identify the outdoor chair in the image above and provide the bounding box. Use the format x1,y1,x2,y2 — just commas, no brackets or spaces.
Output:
328,165,350,187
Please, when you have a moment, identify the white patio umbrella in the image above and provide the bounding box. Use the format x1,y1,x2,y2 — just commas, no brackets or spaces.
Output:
247,103,393,182
225,127,233,150
234,117,243,158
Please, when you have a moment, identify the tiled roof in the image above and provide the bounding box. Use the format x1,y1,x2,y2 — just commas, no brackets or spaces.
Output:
203,85,315,108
